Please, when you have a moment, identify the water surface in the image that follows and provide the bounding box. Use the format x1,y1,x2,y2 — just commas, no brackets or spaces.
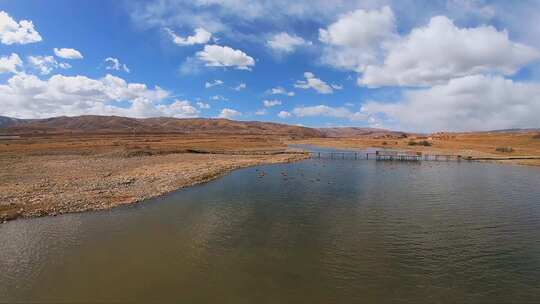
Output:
1,157,540,303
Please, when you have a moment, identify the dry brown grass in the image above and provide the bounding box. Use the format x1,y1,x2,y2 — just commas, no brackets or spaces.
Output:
0,133,289,157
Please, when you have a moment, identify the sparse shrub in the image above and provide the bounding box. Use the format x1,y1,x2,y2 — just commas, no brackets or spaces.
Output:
382,141,388,145
408,140,432,146
495,147,514,153
125,149,154,157
533,133,540,139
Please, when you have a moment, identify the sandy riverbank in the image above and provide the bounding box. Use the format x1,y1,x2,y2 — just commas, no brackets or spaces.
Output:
0,134,310,222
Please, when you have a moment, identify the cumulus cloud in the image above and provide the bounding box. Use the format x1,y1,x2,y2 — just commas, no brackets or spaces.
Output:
104,57,130,73
205,79,224,88
277,110,291,118
27,55,70,75
267,32,311,54
218,108,241,119
128,1,412,38
161,99,200,118
165,27,212,46
292,104,366,121
0,53,22,74
0,73,177,119
28,56,56,75
129,1,540,54
362,75,540,132
53,48,83,60
196,45,255,70
319,6,396,72
196,101,210,109
294,72,333,94
263,99,281,107
0,11,42,45
269,86,294,96
359,16,540,87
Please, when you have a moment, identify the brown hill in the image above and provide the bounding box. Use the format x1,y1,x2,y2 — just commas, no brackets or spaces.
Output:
318,127,408,138
0,115,324,137
0,116,29,128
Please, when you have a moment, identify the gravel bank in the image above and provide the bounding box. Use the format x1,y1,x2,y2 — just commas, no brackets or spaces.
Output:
0,152,309,222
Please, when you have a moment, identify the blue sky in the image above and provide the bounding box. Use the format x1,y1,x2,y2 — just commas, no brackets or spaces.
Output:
1,0,540,132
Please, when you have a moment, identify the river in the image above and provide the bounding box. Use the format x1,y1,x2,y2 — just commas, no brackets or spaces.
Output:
1,152,540,303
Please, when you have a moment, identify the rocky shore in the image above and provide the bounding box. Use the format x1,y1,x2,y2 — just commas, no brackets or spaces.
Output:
0,151,309,222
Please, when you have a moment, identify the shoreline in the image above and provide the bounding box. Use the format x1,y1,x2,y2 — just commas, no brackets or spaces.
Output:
0,151,309,223
3,131,539,223
289,138,540,167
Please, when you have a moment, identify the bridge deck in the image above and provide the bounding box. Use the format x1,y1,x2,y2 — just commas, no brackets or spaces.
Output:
309,151,467,162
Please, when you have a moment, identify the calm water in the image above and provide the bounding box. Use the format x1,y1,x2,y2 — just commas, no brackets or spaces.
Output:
1,157,540,303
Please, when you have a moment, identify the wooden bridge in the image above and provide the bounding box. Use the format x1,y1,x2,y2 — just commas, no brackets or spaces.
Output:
309,150,467,162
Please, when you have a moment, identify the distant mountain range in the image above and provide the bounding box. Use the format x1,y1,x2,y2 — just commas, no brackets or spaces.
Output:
0,115,324,137
317,127,407,138
0,116,29,128
478,128,540,133
2,115,536,137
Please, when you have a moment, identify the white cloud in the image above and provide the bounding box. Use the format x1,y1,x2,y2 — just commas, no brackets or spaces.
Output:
53,48,83,60
255,109,267,115
196,101,210,109
205,79,224,88
277,111,291,118
331,84,343,90
292,104,366,121
359,16,540,87
263,99,281,107
104,57,130,73
294,72,333,94
27,55,71,75
269,86,294,96
28,56,57,75
128,1,411,39
267,32,311,53
0,11,42,45
129,1,540,55
362,74,540,132
161,99,199,118
319,6,396,72
0,53,22,74
165,27,212,46
210,95,228,101
196,45,255,70
218,108,241,119
0,73,175,119
233,83,246,91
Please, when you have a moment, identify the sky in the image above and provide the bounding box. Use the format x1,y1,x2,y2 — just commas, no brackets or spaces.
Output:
1,0,540,132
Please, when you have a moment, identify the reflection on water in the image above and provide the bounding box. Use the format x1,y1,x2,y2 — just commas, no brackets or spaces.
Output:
1,158,540,303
